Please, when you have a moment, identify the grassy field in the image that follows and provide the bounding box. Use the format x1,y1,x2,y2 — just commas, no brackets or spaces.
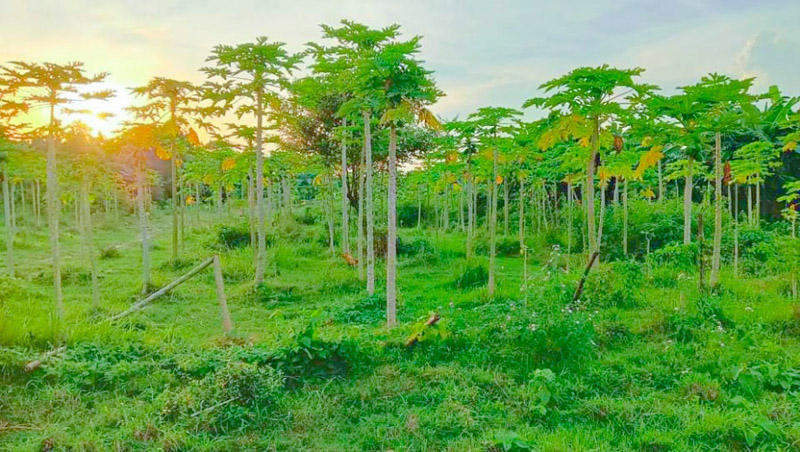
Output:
2,203,800,451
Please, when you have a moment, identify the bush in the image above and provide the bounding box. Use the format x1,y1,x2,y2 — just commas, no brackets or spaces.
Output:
269,323,356,383
254,282,300,305
160,362,284,433
650,242,699,271
453,264,488,290
335,293,385,324
217,225,251,249
582,260,644,308
99,245,121,260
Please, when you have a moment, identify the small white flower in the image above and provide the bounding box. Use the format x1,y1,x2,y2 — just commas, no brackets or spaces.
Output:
745,306,753,312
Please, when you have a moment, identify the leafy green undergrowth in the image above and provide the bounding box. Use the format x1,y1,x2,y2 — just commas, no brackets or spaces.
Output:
2,206,800,450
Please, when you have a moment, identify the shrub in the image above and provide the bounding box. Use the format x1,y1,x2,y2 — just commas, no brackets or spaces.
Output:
254,282,300,305
581,260,644,308
217,225,251,249
269,323,356,383
650,242,699,271
453,264,488,290
160,362,284,433
99,245,121,260
335,293,385,324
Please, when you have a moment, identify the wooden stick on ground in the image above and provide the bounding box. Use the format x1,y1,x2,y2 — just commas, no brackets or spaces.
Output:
108,256,215,323
24,346,67,373
213,254,233,334
572,251,600,303
405,314,440,347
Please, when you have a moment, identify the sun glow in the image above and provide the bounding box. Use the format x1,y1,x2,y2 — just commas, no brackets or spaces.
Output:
61,81,133,137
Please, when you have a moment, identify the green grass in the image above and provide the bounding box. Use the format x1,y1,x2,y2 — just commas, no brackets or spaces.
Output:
1,203,800,451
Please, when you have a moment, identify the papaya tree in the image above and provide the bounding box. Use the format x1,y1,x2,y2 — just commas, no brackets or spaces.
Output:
202,37,302,286
2,62,112,324
526,65,651,259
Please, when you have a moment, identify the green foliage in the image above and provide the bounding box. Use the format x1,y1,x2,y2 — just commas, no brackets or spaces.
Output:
335,293,385,324
268,323,356,383
453,263,488,290
159,362,284,433
216,224,251,249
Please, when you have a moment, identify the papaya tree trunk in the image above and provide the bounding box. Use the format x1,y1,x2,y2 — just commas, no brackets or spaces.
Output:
46,102,63,323
363,111,375,295
518,178,525,249
81,175,99,310
254,91,267,286
3,167,13,278
623,179,629,256
503,178,509,236
586,120,599,256
710,132,723,288
386,124,398,327
357,148,365,280
137,162,150,295
340,117,349,254
683,157,694,245
488,137,498,297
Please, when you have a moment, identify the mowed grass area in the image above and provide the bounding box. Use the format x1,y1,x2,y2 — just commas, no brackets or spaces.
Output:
2,204,800,451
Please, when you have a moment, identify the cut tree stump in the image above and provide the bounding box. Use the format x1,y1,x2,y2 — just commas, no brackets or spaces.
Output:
213,254,233,334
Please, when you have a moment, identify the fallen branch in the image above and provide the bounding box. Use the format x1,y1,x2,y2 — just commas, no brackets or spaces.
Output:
572,251,600,303
190,397,238,417
24,346,66,373
0,421,44,432
405,314,441,347
108,256,215,323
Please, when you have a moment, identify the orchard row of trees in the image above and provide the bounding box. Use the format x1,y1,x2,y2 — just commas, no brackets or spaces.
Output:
1,21,799,330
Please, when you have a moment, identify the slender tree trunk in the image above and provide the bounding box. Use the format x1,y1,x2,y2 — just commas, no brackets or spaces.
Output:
417,185,422,229
567,182,573,273
734,184,739,278
364,111,375,295
459,184,465,232
47,102,63,324
340,117,349,254
755,180,761,228
35,179,41,228
19,181,26,226
710,132,723,288
138,162,150,295
503,178,509,236
683,157,694,245
586,120,599,257
171,139,178,262
658,160,664,202
10,182,16,230
747,184,753,226
81,175,99,310
488,136,498,297
623,179,629,256
2,167,13,278
327,174,336,254
613,178,620,205
597,184,606,253
357,149,365,280
386,124,398,327
466,177,474,260
254,91,267,285
248,169,256,256
282,176,292,222
518,178,525,249
443,180,450,232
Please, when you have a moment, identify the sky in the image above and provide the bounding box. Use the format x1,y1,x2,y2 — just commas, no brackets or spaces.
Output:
2,0,799,135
